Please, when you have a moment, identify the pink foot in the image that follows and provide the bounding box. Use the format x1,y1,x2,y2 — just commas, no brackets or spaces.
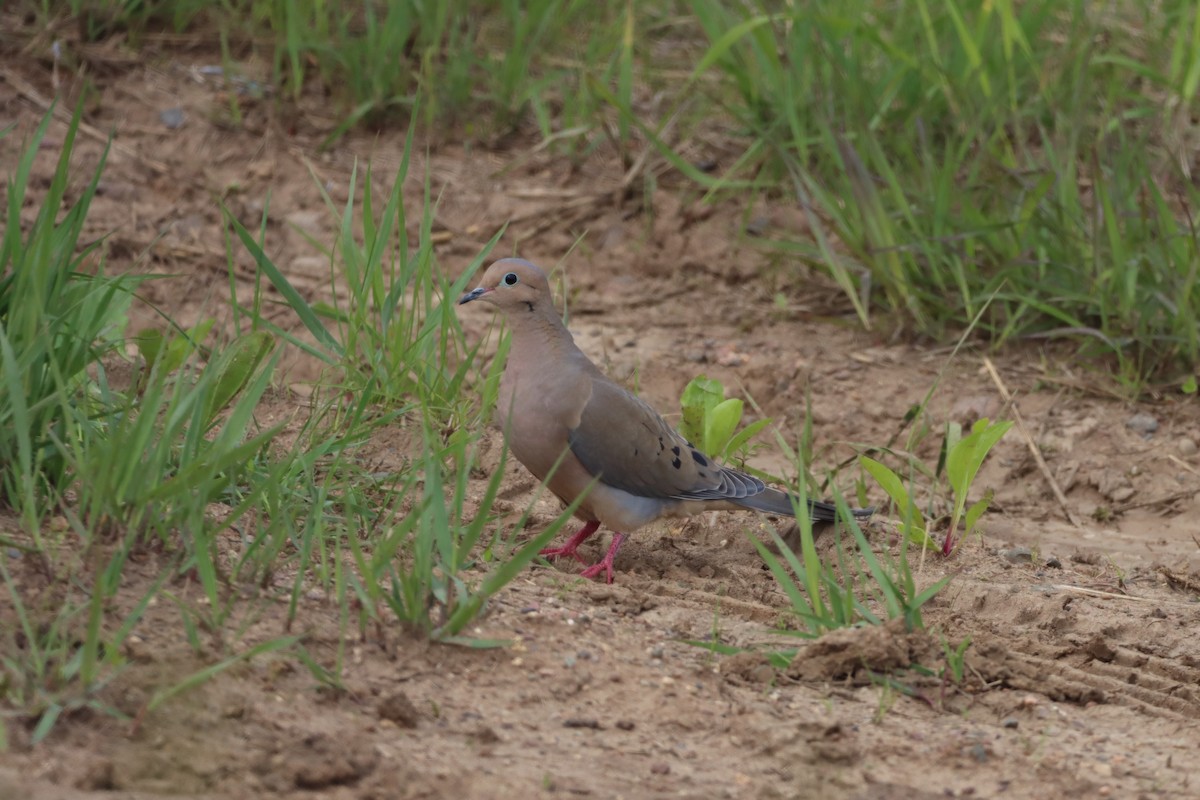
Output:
579,532,629,584
539,520,601,565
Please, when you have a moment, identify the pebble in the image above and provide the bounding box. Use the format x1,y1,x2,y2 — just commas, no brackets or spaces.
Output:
1003,546,1033,563
1109,486,1135,503
1002,718,1019,729
123,635,155,664
159,107,185,129
377,691,420,728
650,762,671,775
284,209,322,232
1179,438,1198,457
1125,412,1158,436
745,216,769,236
1044,556,1062,569
563,718,602,729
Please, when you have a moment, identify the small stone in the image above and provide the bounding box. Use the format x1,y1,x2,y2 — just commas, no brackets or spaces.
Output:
284,209,323,232
650,762,671,775
377,691,420,728
1085,636,1117,663
750,665,775,684
1109,486,1135,503
123,635,155,664
649,645,664,660
563,718,602,729
745,216,769,236
1179,438,1198,457
472,726,501,745
1125,412,1158,436
1044,556,1062,569
1003,547,1033,563
159,107,185,129
1002,718,1019,729
616,720,635,731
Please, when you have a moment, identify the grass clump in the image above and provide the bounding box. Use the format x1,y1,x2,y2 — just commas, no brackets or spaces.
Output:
0,103,554,745
680,0,1200,384
0,105,290,743
0,105,142,537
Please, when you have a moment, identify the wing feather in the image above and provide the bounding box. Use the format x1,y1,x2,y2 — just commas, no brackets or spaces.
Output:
567,378,765,502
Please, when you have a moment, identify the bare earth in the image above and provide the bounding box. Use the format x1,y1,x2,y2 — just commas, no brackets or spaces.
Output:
2,46,1199,800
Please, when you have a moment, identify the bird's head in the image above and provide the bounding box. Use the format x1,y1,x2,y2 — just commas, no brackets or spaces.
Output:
458,258,553,314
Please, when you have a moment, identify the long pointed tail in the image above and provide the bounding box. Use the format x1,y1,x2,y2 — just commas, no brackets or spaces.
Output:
734,487,873,522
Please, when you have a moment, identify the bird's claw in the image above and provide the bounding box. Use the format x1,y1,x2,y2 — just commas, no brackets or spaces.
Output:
579,560,615,584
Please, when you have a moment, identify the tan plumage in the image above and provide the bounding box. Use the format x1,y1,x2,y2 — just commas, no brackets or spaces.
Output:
458,258,870,582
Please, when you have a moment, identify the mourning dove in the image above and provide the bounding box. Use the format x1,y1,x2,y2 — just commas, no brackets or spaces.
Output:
459,258,872,583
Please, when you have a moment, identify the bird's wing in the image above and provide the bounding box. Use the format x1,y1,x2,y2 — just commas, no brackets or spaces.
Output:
567,377,765,502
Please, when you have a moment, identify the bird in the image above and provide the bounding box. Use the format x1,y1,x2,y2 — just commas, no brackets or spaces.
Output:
458,258,872,583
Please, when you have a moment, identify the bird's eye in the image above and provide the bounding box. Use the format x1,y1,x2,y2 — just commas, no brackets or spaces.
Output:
503,272,519,286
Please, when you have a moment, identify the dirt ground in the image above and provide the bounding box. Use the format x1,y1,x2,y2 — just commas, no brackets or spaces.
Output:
2,43,1200,800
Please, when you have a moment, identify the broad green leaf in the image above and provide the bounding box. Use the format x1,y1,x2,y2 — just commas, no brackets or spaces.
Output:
724,418,771,459
705,398,743,456
963,491,993,536
680,375,724,447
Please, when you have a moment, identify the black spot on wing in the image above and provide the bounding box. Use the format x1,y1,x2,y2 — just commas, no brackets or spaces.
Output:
671,445,681,456
691,450,708,467
672,457,682,469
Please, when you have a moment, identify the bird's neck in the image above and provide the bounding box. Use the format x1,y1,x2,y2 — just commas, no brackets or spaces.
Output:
507,305,577,354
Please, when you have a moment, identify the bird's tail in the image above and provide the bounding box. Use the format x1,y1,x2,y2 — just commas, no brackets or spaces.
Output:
734,487,873,522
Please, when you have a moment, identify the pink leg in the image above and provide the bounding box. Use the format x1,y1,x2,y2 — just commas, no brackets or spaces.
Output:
539,520,601,565
579,532,629,584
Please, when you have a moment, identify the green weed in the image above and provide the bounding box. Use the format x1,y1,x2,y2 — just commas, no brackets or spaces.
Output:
678,375,770,462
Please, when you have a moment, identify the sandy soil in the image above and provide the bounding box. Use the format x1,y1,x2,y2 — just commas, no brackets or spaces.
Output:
2,39,1199,800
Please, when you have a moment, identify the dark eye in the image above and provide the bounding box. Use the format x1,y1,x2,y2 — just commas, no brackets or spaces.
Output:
503,272,519,286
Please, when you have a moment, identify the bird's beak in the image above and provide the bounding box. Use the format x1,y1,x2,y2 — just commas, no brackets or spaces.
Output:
458,286,491,305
